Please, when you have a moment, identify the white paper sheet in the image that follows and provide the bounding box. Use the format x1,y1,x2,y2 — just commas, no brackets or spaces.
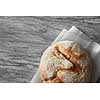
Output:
31,26,100,83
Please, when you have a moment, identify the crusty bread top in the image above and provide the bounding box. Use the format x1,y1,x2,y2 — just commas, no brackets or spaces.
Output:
39,41,91,83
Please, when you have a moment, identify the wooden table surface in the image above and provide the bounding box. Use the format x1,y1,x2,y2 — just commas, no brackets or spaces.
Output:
0,16,100,83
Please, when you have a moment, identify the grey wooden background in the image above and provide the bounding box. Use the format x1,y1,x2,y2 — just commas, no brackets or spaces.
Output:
0,16,100,83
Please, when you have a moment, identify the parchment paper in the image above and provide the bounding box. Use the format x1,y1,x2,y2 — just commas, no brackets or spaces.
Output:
31,26,100,83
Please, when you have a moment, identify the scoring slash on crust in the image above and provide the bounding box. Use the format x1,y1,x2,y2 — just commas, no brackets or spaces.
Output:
39,41,92,83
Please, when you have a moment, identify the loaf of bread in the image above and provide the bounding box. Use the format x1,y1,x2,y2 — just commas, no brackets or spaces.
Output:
39,41,92,83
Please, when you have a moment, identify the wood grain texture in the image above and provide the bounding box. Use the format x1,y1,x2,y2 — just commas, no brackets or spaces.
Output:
0,16,100,83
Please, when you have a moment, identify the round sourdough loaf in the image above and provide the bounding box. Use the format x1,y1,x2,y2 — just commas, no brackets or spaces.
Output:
39,41,92,83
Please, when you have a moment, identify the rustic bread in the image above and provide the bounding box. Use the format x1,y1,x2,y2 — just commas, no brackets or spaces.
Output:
39,41,92,83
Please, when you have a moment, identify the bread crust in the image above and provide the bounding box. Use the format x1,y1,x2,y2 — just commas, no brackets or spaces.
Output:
39,41,92,83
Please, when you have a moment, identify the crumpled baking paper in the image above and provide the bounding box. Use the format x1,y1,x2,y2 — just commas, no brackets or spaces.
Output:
31,26,100,83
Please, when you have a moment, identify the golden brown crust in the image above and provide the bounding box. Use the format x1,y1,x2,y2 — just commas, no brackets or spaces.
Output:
54,44,82,73
39,41,91,83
